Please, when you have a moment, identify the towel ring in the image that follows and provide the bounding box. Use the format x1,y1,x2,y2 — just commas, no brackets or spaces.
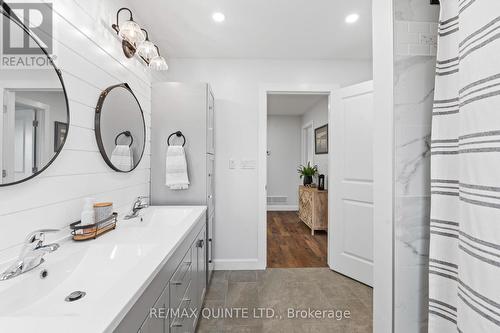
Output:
167,131,186,147
115,131,134,147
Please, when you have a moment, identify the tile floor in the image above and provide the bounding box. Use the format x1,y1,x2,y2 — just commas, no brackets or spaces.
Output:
197,268,373,333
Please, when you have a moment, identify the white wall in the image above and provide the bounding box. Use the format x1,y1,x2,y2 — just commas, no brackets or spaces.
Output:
0,0,153,261
266,115,301,209
301,96,329,183
163,58,372,269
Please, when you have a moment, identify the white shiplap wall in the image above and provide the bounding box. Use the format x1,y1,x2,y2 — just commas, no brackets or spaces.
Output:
0,0,156,259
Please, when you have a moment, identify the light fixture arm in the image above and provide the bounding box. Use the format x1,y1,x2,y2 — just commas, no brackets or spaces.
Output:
116,7,133,27
141,28,150,41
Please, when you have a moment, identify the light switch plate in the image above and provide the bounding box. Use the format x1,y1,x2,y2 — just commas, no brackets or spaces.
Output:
229,159,237,169
240,159,257,169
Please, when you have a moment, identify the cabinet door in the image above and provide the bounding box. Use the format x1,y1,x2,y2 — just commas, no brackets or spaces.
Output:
194,229,207,331
207,155,215,217
207,213,214,283
138,288,167,333
207,91,215,154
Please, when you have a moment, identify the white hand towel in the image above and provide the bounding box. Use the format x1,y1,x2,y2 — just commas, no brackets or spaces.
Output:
110,145,134,171
165,145,190,190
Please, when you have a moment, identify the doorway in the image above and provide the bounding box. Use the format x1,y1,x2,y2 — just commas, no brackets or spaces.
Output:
258,82,375,284
266,92,330,268
2,91,52,184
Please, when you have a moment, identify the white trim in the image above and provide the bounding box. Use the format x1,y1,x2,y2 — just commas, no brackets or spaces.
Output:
258,84,339,271
267,205,298,211
301,121,314,165
213,259,262,271
373,0,395,332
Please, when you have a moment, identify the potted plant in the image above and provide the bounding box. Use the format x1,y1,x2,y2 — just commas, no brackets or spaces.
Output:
297,162,318,186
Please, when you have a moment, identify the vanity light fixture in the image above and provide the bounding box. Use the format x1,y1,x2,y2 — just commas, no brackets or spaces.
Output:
112,7,167,70
345,13,360,24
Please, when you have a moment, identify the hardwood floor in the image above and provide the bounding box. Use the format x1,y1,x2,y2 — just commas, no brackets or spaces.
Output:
267,211,328,268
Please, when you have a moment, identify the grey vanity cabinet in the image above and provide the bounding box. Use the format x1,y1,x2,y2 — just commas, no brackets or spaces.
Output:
115,213,207,333
169,226,207,333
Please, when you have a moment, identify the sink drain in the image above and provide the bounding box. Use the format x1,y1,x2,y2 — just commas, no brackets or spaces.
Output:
65,291,86,302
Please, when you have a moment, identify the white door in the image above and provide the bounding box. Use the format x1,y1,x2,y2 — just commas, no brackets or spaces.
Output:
329,81,374,286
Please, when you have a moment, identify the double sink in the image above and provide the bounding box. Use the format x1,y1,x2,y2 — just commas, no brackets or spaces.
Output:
0,206,206,333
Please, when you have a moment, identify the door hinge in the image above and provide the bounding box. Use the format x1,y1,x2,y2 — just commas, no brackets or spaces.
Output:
33,120,39,127
2,170,6,178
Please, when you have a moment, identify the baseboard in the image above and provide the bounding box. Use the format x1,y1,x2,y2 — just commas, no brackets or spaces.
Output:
266,205,298,211
213,259,264,270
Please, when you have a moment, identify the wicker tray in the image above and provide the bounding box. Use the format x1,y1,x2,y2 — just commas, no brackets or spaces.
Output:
70,212,117,241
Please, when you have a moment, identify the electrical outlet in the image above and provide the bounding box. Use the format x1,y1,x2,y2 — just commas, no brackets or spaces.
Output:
420,33,437,46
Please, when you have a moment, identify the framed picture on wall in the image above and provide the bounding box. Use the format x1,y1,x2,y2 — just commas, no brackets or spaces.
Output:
54,121,68,152
315,124,328,154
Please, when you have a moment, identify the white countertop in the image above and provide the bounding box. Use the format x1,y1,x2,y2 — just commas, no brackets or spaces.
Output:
0,205,206,333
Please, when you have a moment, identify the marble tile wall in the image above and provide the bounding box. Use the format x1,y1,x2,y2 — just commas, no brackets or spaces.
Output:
393,0,439,332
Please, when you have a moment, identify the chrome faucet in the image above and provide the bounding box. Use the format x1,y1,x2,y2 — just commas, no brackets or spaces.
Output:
124,196,149,219
0,229,60,281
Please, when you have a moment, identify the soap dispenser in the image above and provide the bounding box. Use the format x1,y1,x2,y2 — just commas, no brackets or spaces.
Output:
81,198,96,226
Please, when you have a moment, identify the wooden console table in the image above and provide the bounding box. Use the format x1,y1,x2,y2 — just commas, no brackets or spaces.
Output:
298,186,328,235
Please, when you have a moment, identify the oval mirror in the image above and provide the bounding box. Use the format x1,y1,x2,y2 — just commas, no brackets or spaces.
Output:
0,3,69,186
95,83,145,172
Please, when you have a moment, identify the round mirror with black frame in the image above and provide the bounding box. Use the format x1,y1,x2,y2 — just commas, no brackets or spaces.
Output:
95,83,146,172
0,2,70,187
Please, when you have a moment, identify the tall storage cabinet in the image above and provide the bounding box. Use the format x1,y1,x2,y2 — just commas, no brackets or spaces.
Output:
151,82,215,284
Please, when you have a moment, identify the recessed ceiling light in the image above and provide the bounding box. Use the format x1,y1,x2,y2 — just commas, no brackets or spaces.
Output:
345,13,359,24
212,12,225,23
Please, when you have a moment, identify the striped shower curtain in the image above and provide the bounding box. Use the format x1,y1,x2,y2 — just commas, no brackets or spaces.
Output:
429,0,500,332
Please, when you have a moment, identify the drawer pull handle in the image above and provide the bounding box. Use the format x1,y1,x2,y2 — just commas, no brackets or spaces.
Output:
171,322,183,328
171,281,183,286
182,298,191,302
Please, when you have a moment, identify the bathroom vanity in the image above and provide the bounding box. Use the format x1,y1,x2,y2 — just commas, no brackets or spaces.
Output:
116,207,207,333
0,206,207,333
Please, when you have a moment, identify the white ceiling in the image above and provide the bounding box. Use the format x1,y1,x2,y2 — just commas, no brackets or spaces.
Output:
133,0,372,60
267,94,327,116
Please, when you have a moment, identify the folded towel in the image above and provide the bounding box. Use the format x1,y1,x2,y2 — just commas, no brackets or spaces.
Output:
110,145,134,171
166,145,190,189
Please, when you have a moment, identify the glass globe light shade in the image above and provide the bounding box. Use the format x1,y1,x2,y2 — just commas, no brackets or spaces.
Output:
149,56,168,71
118,20,145,44
137,40,158,61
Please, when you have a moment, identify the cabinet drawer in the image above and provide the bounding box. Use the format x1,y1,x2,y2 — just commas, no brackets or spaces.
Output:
170,281,194,333
170,248,192,309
